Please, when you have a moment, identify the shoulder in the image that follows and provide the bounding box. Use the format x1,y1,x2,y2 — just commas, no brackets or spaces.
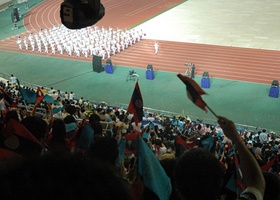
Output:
239,187,263,200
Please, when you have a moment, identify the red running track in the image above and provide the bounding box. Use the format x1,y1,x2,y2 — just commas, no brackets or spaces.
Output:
1,0,280,85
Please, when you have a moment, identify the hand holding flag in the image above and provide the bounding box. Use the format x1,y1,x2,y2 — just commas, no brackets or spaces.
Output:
177,74,218,118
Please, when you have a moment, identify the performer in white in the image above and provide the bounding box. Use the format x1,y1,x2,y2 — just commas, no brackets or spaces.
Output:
37,40,42,52
23,36,28,50
154,41,159,54
16,36,22,50
30,39,35,51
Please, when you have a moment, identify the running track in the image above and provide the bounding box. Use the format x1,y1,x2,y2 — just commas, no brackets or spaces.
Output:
1,0,280,85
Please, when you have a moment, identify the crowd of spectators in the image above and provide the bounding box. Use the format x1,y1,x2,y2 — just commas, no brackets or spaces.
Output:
0,75,279,200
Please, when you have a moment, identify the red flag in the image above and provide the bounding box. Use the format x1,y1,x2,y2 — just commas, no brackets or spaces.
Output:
177,74,207,112
176,135,196,149
175,135,196,157
0,119,44,157
36,87,44,103
261,155,278,172
127,81,143,125
0,88,18,108
233,154,245,191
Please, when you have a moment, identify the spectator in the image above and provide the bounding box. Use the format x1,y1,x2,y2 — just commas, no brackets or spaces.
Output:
89,113,103,136
0,93,5,119
47,119,72,154
174,116,265,200
104,108,113,122
259,129,268,143
262,171,280,200
88,136,119,166
10,74,17,86
0,154,132,200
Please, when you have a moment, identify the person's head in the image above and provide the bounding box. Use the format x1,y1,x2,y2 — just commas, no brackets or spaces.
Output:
89,113,101,124
262,171,280,200
4,109,19,123
106,108,113,115
160,158,179,200
63,115,77,133
0,154,132,200
88,136,119,166
21,116,48,142
174,148,224,200
51,119,67,140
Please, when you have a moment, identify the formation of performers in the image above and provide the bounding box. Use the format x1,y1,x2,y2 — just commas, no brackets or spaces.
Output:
16,24,146,59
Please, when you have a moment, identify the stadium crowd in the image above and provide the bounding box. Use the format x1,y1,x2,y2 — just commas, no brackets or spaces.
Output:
16,24,145,59
0,75,280,200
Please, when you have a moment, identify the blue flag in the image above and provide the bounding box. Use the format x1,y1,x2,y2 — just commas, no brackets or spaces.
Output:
77,123,94,150
137,135,172,200
17,79,36,104
117,136,126,167
52,105,66,115
43,94,59,105
201,135,215,151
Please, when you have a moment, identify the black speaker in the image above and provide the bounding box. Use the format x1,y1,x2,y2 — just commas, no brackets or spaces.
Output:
202,72,209,78
147,64,153,70
106,59,112,65
271,80,279,87
92,56,104,73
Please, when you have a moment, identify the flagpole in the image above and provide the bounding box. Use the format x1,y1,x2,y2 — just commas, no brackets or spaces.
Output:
206,105,218,119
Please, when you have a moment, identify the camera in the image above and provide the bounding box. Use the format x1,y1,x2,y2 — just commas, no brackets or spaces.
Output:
60,0,105,29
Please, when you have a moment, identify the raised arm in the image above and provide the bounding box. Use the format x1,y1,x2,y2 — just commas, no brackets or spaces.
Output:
217,116,265,198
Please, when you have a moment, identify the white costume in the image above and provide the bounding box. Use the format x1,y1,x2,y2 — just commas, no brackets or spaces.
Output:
154,42,158,54
16,37,22,50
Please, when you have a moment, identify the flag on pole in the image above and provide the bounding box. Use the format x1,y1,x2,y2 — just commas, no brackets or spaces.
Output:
137,135,172,200
117,136,126,167
261,154,279,172
127,81,143,125
36,87,44,103
175,135,196,157
77,122,94,150
177,74,208,112
226,152,245,195
43,94,58,104
16,79,36,104
201,135,216,151
0,119,44,157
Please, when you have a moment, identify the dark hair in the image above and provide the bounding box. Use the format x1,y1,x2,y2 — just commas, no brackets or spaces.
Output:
88,136,119,166
21,116,48,142
263,172,280,200
63,115,76,124
4,110,19,123
174,148,224,200
47,119,71,154
0,154,131,200
51,119,67,142
89,113,101,123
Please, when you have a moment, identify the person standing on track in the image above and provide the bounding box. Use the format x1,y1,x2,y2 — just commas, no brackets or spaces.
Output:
16,36,22,50
23,36,28,50
30,39,35,51
191,64,196,79
154,41,159,54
